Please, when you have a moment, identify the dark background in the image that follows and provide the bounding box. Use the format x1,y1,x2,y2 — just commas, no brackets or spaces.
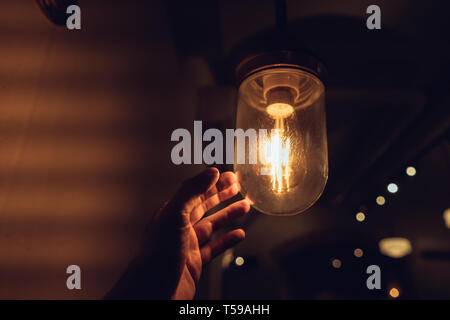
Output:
0,0,449,299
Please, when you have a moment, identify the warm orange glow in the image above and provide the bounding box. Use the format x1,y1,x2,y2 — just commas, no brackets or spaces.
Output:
331,259,342,268
376,196,386,206
444,208,450,229
266,102,294,118
356,212,366,222
244,195,255,205
389,288,400,298
221,249,234,269
262,129,291,193
406,166,416,176
379,237,412,258
235,256,245,266
354,248,363,258
236,67,327,215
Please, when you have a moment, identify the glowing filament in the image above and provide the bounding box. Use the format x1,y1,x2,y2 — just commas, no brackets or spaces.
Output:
264,130,291,193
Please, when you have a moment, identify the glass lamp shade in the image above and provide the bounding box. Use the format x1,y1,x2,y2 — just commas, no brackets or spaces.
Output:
234,67,328,215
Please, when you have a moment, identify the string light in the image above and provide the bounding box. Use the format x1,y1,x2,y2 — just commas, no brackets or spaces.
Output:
376,196,386,206
354,248,364,258
235,256,245,266
387,183,398,194
389,288,400,298
406,166,416,176
356,212,366,222
331,259,342,269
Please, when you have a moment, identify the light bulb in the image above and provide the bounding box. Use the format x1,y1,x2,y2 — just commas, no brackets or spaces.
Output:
234,67,328,215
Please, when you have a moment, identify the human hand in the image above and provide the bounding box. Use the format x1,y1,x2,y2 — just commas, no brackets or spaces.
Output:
106,167,250,300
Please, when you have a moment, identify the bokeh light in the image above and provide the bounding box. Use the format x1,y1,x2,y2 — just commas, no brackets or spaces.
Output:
376,196,386,206
406,166,416,176
354,248,363,258
387,183,398,193
389,288,400,298
235,256,245,266
331,259,342,269
356,212,366,222
379,237,412,258
444,208,450,229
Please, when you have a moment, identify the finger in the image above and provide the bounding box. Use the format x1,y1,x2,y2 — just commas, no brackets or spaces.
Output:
194,200,250,245
203,171,238,199
190,172,240,224
200,229,245,264
169,167,220,219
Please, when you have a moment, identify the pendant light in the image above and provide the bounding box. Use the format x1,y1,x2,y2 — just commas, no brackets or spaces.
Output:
233,1,328,215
